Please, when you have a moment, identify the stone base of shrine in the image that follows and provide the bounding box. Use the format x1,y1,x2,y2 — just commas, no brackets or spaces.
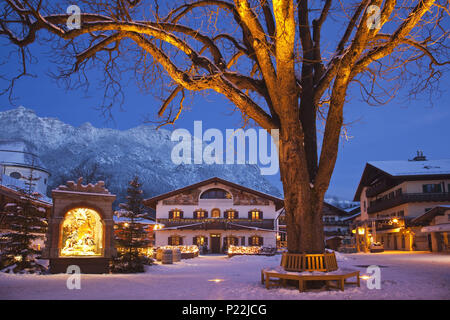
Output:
49,257,110,274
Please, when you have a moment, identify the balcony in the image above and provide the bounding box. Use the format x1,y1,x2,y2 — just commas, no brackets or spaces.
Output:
367,192,450,213
323,220,349,226
157,218,275,230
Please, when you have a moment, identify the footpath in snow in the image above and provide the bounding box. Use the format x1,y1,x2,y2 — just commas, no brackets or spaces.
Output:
0,251,449,300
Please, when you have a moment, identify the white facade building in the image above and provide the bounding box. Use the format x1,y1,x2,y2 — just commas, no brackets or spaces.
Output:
144,177,283,253
0,140,50,197
353,153,450,252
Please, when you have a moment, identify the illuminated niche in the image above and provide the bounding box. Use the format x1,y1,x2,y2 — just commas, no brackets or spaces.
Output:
60,208,104,257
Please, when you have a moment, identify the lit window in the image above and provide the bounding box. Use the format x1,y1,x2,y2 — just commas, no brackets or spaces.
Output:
194,236,206,245
211,208,220,218
250,210,261,220
170,236,182,245
171,210,182,219
250,236,261,246
225,210,236,219
226,236,238,246
195,210,206,219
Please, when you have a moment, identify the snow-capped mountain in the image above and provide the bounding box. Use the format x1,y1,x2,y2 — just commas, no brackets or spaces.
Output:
0,107,281,206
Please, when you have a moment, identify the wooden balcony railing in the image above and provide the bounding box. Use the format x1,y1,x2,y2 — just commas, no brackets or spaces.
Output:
157,218,274,230
367,192,450,213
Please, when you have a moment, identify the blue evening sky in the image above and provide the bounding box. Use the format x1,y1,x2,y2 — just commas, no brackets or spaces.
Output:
0,9,449,201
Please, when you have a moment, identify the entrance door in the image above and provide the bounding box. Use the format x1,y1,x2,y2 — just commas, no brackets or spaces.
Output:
210,234,221,253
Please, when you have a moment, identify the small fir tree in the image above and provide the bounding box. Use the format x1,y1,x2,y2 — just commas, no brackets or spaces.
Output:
111,176,151,273
0,165,47,273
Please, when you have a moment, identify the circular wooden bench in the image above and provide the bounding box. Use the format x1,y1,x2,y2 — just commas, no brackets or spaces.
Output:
261,252,360,292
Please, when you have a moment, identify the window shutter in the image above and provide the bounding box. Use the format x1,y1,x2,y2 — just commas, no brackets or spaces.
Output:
193,211,197,219
259,237,264,246
168,236,173,245
248,211,252,219
193,236,197,245
204,237,208,246
235,211,239,219
248,237,253,246
179,237,184,245
204,211,208,218
241,237,245,246
259,211,263,219
169,211,173,219
180,211,184,219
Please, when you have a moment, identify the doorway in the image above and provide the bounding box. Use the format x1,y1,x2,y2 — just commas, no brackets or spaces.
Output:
210,234,221,253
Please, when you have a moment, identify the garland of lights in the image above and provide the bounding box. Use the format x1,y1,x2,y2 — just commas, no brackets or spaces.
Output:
160,245,199,254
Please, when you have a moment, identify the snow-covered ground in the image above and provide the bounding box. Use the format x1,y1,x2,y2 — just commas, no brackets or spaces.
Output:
0,251,449,300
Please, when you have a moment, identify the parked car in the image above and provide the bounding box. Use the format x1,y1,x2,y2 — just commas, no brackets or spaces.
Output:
369,242,384,253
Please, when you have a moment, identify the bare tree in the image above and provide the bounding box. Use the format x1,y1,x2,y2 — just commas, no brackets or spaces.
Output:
0,0,448,253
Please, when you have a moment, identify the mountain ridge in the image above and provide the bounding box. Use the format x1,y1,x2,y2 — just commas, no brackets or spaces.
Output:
0,107,282,207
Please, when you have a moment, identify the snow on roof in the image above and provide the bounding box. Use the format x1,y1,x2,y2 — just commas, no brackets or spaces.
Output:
368,159,450,176
113,215,157,224
0,140,46,169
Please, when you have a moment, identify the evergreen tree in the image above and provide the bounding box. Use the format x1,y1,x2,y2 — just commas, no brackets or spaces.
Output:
111,176,151,273
0,164,47,273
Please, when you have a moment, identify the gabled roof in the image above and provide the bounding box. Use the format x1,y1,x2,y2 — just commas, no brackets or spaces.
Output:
353,159,450,201
322,202,348,216
143,177,284,210
368,159,450,176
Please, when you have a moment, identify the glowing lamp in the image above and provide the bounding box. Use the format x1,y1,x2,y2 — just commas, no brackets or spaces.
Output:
357,227,365,235
392,218,399,224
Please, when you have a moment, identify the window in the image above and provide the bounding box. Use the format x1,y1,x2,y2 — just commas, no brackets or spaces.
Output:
193,236,206,246
169,235,182,245
249,236,263,246
225,210,238,219
249,210,262,220
422,183,442,193
9,172,21,179
225,236,238,246
395,188,403,197
211,208,220,218
194,210,207,219
447,214,450,221
398,210,404,217
200,188,232,199
170,210,183,219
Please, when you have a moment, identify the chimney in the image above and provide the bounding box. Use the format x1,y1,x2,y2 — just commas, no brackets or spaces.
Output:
411,150,427,161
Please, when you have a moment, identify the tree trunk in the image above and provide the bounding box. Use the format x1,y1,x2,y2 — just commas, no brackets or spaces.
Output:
279,126,325,254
